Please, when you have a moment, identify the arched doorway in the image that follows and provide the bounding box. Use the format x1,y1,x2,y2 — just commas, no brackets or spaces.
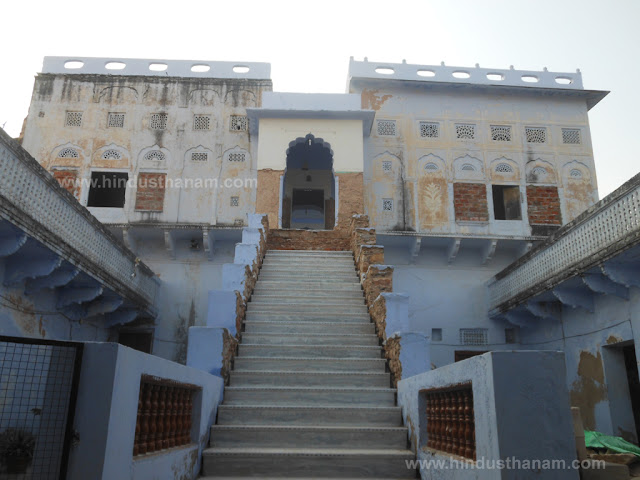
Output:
281,134,335,230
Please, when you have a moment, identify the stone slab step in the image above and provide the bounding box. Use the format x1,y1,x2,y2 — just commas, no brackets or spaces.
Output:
254,282,363,291
261,264,357,272
250,296,365,305
252,288,364,297
209,425,408,449
267,250,353,255
262,261,356,269
246,304,368,314
216,405,403,426
223,386,396,406
202,477,412,479
243,321,374,334
241,333,379,346
233,357,387,372
245,312,370,322
229,371,390,387
201,447,416,478
238,344,381,359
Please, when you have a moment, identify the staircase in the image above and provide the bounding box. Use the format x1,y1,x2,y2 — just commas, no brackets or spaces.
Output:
202,250,417,479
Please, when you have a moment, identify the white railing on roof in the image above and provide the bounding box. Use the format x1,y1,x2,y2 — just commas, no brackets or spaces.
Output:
349,57,584,89
488,176,640,313
0,129,158,311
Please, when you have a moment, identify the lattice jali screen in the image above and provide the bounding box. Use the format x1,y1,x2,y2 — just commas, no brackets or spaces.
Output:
228,153,245,162
107,113,125,128
455,124,475,140
377,120,396,136
230,115,248,131
133,376,200,456
150,114,168,130
382,198,393,211
491,125,511,142
460,328,488,345
420,122,439,138
489,185,640,309
57,148,79,159
424,384,476,460
191,152,208,162
562,128,581,144
193,115,211,131
525,127,546,143
65,112,83,127
382,160,392,172
101,149,122,160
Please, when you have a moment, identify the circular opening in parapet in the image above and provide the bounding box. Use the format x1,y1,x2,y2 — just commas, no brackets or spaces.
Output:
452,71,470,79
521,75,539,83
555,76,573,85
233,65,250,73
191,64,211,73
105,61,126,70
375,67,394,75
149,63,168,71
486,73,504,81
417,70,435,77
64,60,84,69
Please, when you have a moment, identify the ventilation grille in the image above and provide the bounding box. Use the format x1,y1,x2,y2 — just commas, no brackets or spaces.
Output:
144,150,166,162
377,120,396,136
230,115,248,131
65,112,83,127
460,328,488,345
420,122,439,138
57,147,79,158
230,196,239,207
107,113,125,128
382,198,393,211
382,160,392,172
102,149,122,160
525,127,546,143
562,128,581,144
456,124,475,140
229,153,245,162
193,115,211,130
491,125,511,142
495,163,513,173
150,113,168,130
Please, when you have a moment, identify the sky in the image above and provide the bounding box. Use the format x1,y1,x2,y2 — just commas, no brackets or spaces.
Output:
1,0,638,197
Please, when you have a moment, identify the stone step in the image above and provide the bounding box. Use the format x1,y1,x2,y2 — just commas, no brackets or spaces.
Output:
254,281,363,290
223,386,396,406
216,405,403,426
238,344,381,359
201,448,417,478
240,333,379,346
250,295,365,305
262,260,356,268
229,371,390,387
258,272,359,281
261,262,356,271
233,357,387,373
243,321,375,334
267,250,353,256
202,477,412,479
209,425,408,449
244,312,371,323
252,287,364,297
246,303,368,314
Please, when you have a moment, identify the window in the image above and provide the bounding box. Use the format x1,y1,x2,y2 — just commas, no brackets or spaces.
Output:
491,125,511,142
492,185,521,220
118,330,153,354
191,152,208,162
101,149,122,160
459,328,488,346
228,153,245,162
424,163,439,171
570,169,583,178
57,147,79,158
230,196,239,207
143,150,166,162
382,160,392,172
505,328,517,344
377,120,396,136
525,127,546,143
382,198,393,211
87,172,128,208
495,163,513,173
455,124,475,140
562,128,581,144
107,113,125,128
65,111,83,127
193,115,211,130
230,115,248,131
432,328,442,342
419,122,439,138
150,113,167,130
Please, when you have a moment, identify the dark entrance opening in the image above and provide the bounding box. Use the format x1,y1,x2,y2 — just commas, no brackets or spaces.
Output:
492,185,521,220
623,345,640,437
87,171,128,207
282,134,335,230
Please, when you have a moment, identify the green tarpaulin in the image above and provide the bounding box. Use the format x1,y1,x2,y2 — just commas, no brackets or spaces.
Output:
585,430,640,456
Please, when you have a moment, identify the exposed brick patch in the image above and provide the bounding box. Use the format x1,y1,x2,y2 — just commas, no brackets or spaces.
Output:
267,229,350,251
221,329,238,385
527,185,562,225
384,335,402,387
453,183,489,222
135,173,166,211
357,245,384,280
52,170,79,199
370,294,388,341
362,265,393,306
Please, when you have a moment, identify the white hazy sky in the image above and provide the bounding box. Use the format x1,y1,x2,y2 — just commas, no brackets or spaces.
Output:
1,0,638,197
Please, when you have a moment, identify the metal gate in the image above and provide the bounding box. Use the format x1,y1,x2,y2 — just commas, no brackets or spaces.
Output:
0,336,83,479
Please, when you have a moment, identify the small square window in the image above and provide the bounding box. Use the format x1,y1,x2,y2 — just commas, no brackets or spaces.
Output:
492,185,521,220
382,198,393,211
229,153,246,162
460,328,488,346
490,125,511,142
150,113,167,130
382,160,392,172
230,196,239,207
525,127,546,143
562,128,581,144
230,115,248,131
65,111,83,127
419,122,439,138
505,328,517,344
107,113,125,128
455,124,475,140
432,328,442,342
193,115,211,130
377,120,396,136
